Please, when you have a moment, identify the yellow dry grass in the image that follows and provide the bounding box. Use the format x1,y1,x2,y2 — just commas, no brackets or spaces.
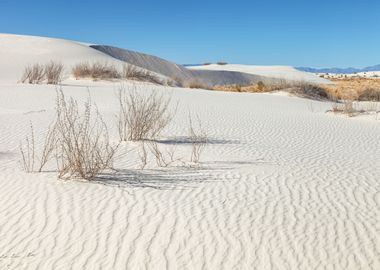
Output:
325,78,380,101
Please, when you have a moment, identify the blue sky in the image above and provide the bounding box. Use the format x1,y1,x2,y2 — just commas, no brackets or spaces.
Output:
1,0,380,67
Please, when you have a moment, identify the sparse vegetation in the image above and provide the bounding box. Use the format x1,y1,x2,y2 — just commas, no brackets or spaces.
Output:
217,61,228,65
21,61,64,84
188,114,208,164
72,62,121,80
45,61,64,84
117,86,175,141
358,88,380,101
21,64,45,84
123,64,162,84
20,89,118,180
54,90,118,180
187,81,211,89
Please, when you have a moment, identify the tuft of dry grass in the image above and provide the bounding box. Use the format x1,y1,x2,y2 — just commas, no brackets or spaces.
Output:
20,89,118,180
123,64,163,85
72,62,121,80
45,61,64,84
186,81,212,90
21,61,64,85
188,114,208,164
54,89,118,180
117,85,175,141
325,78,380,101
21,64,45,84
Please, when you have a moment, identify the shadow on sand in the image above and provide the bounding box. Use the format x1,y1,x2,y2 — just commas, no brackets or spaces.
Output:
93,167,217,190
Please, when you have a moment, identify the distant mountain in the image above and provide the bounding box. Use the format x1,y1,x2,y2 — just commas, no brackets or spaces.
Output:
297,64,380,74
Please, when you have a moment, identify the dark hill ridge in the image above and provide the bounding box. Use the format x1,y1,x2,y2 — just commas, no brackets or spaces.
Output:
91,45,278,86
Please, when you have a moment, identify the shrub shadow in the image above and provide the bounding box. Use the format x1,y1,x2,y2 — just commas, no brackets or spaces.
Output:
94,167,219,190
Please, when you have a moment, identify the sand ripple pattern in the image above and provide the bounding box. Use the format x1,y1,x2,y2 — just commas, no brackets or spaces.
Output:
0,88,379,269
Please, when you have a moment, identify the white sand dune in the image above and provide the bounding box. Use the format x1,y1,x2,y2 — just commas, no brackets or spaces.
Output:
0,33,160,83
1,83,380,269
0,35,380,269
190,64,332,85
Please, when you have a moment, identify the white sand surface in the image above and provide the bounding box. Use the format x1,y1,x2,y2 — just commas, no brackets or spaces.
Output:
190,64,332,85
0,35,380,270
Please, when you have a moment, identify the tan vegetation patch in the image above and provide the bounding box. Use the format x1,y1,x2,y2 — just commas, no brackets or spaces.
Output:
325,78,380,101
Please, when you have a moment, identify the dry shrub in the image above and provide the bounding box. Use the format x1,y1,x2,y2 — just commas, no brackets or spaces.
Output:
288,82,329,100
20,122,57,173
329,100,357,117
54,90,118,180
358,88,380,101
20,89,118,180
21,62,64,84
19,123,36,172
72,62,91,79
21,64,45,84
186,81,212,90
324,78,380,101
117,86,175,141
188,115,208,164
217,61,228,65
170,76,184,87
123,65,162,85
213,80,330,99
72,62,121,80
45,61,64,84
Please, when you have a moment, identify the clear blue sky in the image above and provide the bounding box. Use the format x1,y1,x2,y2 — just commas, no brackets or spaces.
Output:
1,0,380,67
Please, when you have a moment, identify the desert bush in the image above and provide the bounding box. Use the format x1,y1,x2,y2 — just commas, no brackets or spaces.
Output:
256,81,266,92
45,61,64,84
20,90,117,180
169,76,184,87
358,88,380,101
329,100,357,117
289,82,329,100
72,62,121,80
20,121,57,173
54,90,118,180
186,81,212,90
21,64,45,84
117,86,175,141
188,115,208,164
217,61,228,65
123,64,162,84
72,62,91,79
19,123,36,172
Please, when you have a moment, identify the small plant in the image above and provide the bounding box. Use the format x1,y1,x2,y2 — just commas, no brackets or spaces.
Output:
45,61,64,84
358,88,380,101
19,121,57,173
72,62,121,80
123,64,162,84
257,81,266,92
54,90,118,180
217,61,228,65
117,86,175,141
19,122,36,173
186,81,212,90
21,64,45,84
188,114,208,164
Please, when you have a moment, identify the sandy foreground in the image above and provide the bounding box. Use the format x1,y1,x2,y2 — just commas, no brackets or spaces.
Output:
0,79,379,270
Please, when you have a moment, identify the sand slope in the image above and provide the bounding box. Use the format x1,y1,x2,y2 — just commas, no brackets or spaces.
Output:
190,64,332,84
0,34,154,83
91,45,280,86
0,81,379,269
